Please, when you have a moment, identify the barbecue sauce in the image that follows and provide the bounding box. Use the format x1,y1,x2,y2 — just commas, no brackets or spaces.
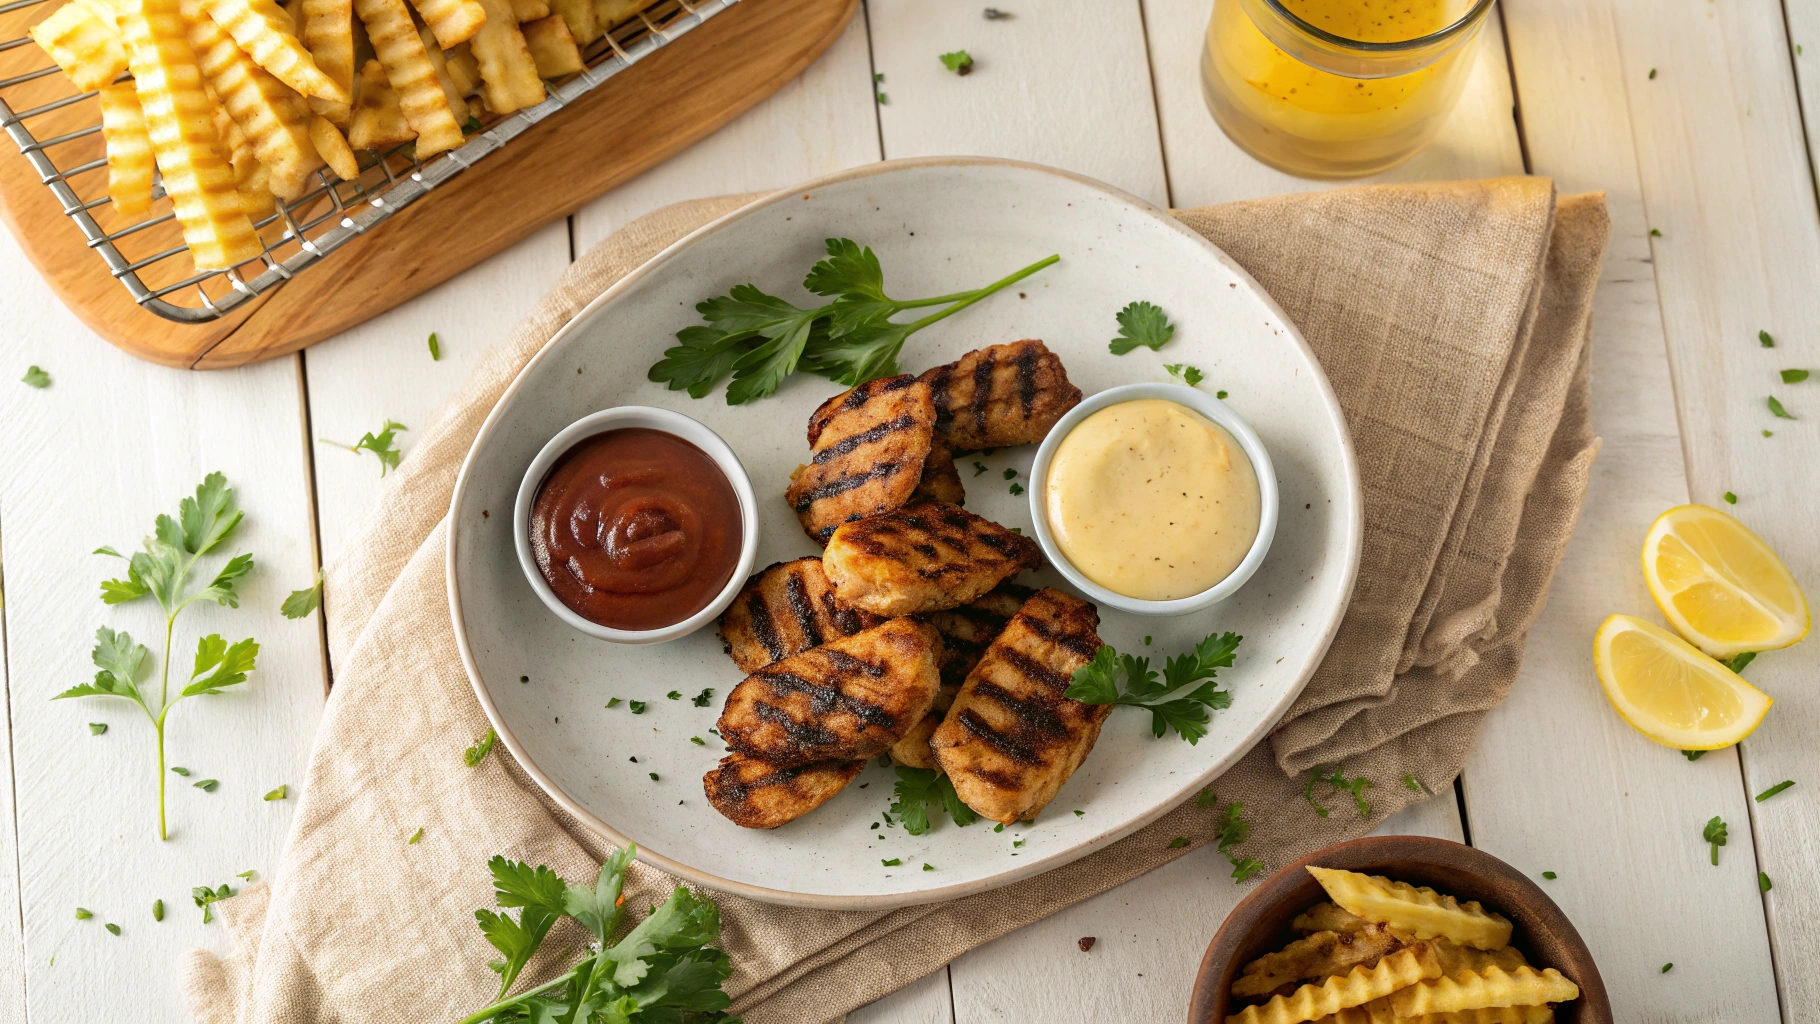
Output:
530,428,741,631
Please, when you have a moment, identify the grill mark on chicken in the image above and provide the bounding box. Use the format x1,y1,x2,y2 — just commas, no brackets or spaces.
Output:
917,341,1082,450
744,591,786,664
790,376,937,543
956,708,1042,765
931,588,1107,823
703,754,865,829
718,619,944,766
784,572,822,649
823,649,887,678
823,501,1040,617
793,462,906,511
1020,611,1104,660
752,700,842,749
760,671,899,729
968,349,996,435
1015,344,1039,415
718,558,884,672
812,415,918,464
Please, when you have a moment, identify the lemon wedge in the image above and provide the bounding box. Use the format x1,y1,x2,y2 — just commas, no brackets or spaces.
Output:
1642,504,1809,658
1594,614,1772,750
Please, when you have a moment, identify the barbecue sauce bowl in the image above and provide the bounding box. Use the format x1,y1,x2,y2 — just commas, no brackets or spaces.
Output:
514,407,759,644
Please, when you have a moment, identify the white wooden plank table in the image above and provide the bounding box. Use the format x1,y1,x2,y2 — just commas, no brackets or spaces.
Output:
2,1,1815,1021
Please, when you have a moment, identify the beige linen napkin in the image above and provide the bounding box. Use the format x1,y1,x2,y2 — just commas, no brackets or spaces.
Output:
182,177,1607,1024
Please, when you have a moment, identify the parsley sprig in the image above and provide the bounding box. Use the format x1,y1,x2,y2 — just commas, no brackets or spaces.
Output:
58,474,259,840
889,767,978,834
459,845,736,1024
320,419,407,475
1065,631,1240,744
648,239,1058,404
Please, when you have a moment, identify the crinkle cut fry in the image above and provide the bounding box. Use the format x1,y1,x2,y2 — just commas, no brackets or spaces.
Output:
407,0,485,48
1233,925,1408,998
1432,939,1528,979
1226,944,1441,1024
1294,902,1371,935
97,83,156,219
469,0,546,113
1396,1007,1556,1024
1389,966,1579,1017
202,0,348,101
29,1,128,91
1307,867,1514,951
118,0,264,270
181,0,322,199
352,0,464,155
299,0,354,124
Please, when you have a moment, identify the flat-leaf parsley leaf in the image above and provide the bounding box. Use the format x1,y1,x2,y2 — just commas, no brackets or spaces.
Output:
649,238,1057,404
1108,300,1174,354
1065,631,1240,744
889,766,978,835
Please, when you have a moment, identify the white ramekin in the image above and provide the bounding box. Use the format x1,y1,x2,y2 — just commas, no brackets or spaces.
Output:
1027,382,1279,617
513,406,760,644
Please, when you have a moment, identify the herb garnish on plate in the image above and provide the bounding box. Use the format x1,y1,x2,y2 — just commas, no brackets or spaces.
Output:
1064,631,1240,744
648,239,1058,404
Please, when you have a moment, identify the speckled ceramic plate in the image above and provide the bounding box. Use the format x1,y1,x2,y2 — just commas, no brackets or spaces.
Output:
447,157,1362,909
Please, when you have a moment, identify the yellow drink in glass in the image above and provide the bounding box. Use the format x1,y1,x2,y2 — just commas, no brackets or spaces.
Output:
1202,0,1494,178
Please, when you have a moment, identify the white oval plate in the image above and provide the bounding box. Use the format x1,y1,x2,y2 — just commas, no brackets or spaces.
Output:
448,157,1362,910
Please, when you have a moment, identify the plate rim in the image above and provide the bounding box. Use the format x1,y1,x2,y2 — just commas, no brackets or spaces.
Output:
446,155,1365,910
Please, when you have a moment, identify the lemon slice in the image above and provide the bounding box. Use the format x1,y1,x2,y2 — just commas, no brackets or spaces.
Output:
1642,504,1809,658
1594,614,1772,750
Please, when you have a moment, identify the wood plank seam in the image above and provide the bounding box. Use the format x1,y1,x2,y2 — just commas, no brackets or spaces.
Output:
0,541,32,1020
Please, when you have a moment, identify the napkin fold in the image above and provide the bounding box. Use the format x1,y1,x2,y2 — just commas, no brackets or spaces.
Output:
183,176,1607,1024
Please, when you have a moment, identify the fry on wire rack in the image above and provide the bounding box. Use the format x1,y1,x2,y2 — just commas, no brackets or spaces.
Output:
468,0,543,114
520,13,580,77
1307,867,1515,951
97,84,156,219
406,0,483,48
346,56,413,149
308,113,358,179
298,0,353,124
202,0,349,102
183,0,323,198
118,0,265,269
353,0,463,155
27,0,127,90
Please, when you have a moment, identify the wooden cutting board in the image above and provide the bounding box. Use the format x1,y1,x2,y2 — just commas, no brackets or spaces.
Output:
0,0,857,369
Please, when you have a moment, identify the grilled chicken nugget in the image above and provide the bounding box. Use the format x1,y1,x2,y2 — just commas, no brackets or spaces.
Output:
911,437,966,506
703,753,865,829
889,583,1029,769
787,375,936,543
918,340,1082,450
823,502,1040,617
932,587,1106,824
717,618,943,767
718,558,886,672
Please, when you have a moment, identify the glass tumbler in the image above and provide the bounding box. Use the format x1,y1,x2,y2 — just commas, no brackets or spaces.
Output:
1201,0,1496,178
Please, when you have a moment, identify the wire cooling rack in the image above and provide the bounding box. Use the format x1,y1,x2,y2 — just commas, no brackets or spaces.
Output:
0,0,733,323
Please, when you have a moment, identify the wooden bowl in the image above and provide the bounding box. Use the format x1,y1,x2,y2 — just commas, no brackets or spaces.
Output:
1187,835,1611,1024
